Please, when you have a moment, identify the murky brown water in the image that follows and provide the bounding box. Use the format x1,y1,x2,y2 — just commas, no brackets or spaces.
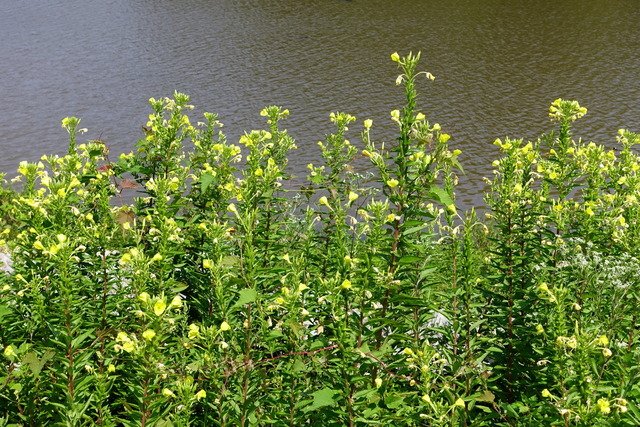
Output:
1,0,639,207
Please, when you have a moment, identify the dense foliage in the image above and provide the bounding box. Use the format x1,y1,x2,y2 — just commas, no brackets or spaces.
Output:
0,52,639,426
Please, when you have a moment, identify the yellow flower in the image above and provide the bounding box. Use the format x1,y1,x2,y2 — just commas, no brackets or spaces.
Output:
386,179,399,188
597,398,611,414
454,398,465,408
602,348,612,358
220,321,231,332
169,295,182,309
162,388,176,398
375,378,383,389
390,52,400,63
536,324,545,334
107,364,116,373
597,335,609,347
122,341,135,353
341,279,352,290
142,329,156,341
348,191,359,202
203,259,213,269
3,345,15,358
154,299,167,316
116,331,130,342
318,196,329,207
385,213,398,223
138,292,150,303
421,394,431,403
34,240,45,251
541,389,552,398
195,389,207,400
188,323,200,339
364,119,373,129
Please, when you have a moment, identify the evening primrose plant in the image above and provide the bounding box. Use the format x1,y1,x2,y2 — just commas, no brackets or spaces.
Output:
1,53,640,426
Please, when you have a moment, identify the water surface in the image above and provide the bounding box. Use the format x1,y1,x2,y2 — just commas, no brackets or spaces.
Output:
1,0,639,207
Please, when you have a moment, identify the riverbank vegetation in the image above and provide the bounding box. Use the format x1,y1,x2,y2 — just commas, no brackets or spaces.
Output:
0,52,639,426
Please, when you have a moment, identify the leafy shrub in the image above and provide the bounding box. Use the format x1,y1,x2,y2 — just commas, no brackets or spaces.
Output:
0,53,638,426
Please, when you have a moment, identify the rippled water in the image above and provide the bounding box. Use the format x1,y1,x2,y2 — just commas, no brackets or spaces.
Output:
1,0,639,207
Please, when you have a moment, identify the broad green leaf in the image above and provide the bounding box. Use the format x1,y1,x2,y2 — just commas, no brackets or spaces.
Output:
398,255,422,265
22,350,55,378
303,388,339,412
222,255,240,266
199,172,216,193
428,186,454,207
476,390,495,403
0,304,12,319
233,289,258,308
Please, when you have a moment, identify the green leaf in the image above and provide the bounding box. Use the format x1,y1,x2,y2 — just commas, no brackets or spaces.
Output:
233,289,258,309
398,255,422,265
303,388,339,412
222,255,240,266
476,390,495,403
402,223,430,235
384,393,405,409
199,172,216,193
428,186,454,207
0,304,12,319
